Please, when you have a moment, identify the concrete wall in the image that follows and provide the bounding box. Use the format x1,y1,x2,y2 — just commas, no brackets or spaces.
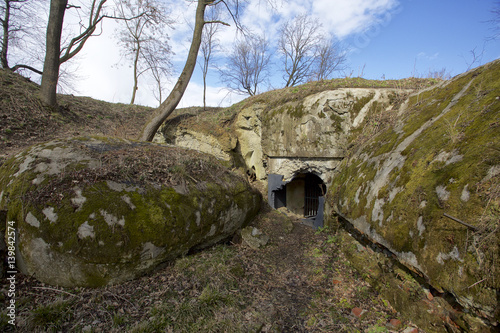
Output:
286,178,305,215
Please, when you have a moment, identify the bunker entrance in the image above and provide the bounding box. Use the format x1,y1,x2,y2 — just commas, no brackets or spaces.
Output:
268,173,326,228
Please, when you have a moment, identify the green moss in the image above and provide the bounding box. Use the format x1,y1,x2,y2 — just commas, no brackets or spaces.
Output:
329,113,344,132
0,137,261,287
286,104,306,119
350,92,375,118
329,61,500,311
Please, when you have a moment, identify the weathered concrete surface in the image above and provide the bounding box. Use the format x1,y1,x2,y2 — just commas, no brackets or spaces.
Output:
155,88,409,184
151,64,499,329
234,104,267,180
327,60,500,326
0,136,261,287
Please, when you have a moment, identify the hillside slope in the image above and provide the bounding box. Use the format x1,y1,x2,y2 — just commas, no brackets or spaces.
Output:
0,69,152,162
328,59,500,327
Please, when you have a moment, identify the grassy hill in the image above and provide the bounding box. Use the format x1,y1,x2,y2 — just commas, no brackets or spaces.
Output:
0,69,153,162
0,68,438,163
2,68,472,332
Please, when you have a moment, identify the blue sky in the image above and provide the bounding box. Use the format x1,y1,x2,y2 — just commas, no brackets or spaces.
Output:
345,0,500,79
71,0,500,107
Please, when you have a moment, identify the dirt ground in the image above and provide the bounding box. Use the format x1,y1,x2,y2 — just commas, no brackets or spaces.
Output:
0,69,423,332
1,206,418,332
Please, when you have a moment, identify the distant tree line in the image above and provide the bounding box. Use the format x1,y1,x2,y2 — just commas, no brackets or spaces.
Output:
1,0,348,104
9,0,494,142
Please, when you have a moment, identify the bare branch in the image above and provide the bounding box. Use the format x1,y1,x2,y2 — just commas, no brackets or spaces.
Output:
11,63,42,74
219,34,271,96
204,20,230,26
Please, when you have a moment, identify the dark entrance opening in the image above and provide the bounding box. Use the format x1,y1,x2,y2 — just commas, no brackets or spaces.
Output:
304,173,326,218
274,187,286,209
268,172,327,228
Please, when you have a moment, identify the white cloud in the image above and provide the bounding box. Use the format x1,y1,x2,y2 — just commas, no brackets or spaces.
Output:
68,0,401,108
311,0,400,38
417,52,440,61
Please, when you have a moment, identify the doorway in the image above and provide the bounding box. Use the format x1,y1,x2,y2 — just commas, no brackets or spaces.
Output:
268,172,326,228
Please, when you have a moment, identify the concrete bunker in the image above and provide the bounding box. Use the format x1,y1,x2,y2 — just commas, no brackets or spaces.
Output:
268,172,326,228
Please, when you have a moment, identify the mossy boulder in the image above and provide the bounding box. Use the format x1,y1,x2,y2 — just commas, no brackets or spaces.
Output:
327,60,500,324
0,136,261,287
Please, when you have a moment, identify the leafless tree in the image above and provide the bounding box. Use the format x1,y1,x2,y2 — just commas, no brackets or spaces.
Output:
219,34,271,96
309,38,347,81
143,40,173,106
139,0,277,142
426,68,451,80
278,14,347,87
278,14,323,87
1,0,46,74
199,4,220,109
490,1,500,40
40,0,145,107
463,46,484,71
115,0,173,105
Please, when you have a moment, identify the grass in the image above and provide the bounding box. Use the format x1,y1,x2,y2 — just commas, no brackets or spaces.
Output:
1,210,408,332
30,299,75,332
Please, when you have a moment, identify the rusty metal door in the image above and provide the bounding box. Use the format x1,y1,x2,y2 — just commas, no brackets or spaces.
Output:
304,174,324,217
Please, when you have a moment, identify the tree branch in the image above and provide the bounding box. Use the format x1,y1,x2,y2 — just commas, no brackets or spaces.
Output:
11,64,42,75
443,213,479,231
204,20,230,26
59,0,146,64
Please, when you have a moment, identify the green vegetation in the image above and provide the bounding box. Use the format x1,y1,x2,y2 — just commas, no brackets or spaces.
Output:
31,299,75,332
327,60,500,325
0,137,260,287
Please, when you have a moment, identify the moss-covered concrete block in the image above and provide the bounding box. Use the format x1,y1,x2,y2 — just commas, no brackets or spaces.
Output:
327,60,500,324
0,136,261,287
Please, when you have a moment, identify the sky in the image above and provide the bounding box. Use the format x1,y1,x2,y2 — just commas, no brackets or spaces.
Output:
50,0,500,108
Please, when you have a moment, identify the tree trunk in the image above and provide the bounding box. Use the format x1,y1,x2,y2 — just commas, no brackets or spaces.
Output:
203,63,207,110
138,0,207,142
1,0,11,69
130,43,140,104
40,0,68,107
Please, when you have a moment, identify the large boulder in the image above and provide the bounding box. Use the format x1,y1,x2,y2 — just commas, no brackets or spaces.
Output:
0,136,261,287
328,60,500,323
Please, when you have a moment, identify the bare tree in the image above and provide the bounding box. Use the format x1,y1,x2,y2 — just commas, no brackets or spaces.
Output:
1,0,45,74
310,38,346,81
199,4,220,110
278,14,323,87
490,1,500,40
139,0,279,141
115,0,173,105
139,0,247,141
143,40,173,106
40,0,145,107
219,34,271,96
40,0,67,107
139,0,207,141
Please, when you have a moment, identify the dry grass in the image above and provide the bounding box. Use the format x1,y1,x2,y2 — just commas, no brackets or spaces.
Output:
1,209,408,332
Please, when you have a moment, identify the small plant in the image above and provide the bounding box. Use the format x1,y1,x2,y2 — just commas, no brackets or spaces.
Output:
31,299,74,331
326,235,338,244
199,284,230,306
311,247,323,258
366,324,389,333
113,313,126,327
315,225,330,234
338,298,351,309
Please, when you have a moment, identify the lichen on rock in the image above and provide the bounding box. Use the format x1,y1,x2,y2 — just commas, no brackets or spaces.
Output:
0,136,261,287
327,60,500,324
